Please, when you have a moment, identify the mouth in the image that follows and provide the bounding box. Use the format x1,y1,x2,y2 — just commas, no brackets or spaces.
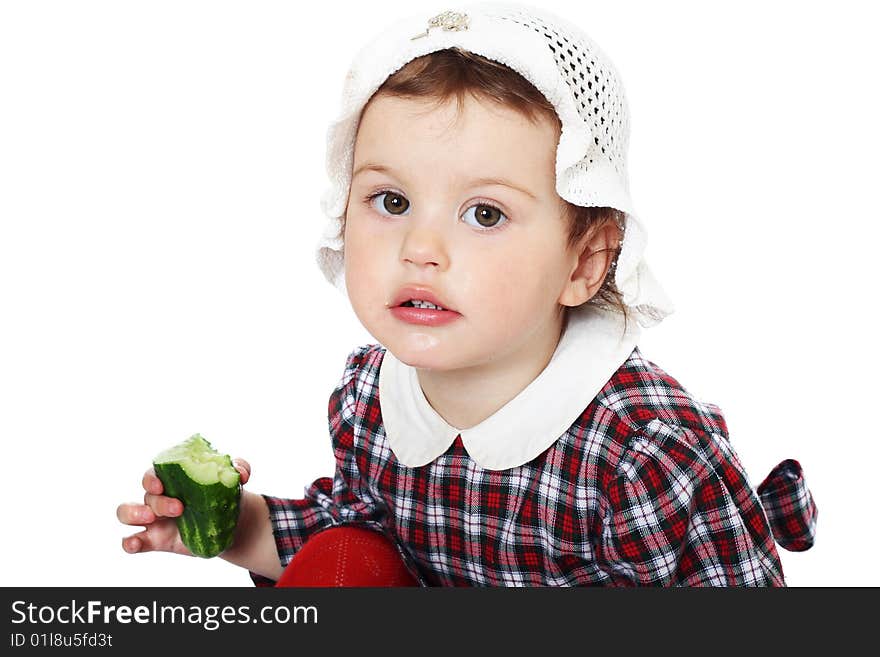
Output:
390,287,457,313
389,287,462,327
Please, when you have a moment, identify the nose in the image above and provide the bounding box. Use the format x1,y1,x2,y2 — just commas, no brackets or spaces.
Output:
399,215,450,271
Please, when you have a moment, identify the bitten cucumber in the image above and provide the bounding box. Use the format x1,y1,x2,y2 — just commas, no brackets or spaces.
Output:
152,433,241,558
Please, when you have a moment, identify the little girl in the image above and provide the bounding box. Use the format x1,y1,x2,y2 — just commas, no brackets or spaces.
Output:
118,1,817,586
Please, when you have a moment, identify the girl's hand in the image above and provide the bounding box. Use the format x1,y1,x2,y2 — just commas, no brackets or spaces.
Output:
117,458,251,556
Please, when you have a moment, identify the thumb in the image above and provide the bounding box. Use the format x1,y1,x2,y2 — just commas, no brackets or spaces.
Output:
232,458,251,485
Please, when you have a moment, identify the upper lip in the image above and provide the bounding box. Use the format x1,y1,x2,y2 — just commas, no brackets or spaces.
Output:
390,286,457,312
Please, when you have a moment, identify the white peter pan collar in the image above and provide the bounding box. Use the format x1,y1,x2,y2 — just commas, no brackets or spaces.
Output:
378,306,641,471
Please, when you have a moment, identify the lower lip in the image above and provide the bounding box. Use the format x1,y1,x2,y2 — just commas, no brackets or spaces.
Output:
390,306,462,326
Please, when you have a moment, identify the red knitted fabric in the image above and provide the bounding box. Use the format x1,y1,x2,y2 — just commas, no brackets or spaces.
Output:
276,526,419,587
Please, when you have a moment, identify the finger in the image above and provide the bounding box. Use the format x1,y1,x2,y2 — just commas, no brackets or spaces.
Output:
142,468,163,495
122,529,165,554
122,533,143,554
116,502,156,526
122,530,156,554
233,458,251,485
143,493,183,517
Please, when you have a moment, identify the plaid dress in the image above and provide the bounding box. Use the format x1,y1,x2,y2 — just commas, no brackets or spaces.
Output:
251,344,817,587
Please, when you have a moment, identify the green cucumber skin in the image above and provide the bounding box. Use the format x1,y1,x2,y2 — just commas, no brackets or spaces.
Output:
153,462,241,558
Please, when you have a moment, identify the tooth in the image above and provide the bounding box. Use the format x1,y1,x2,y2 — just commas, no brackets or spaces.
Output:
409,299,444,310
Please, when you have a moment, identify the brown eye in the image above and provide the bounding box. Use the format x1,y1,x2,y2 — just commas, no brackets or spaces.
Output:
378,192,409,215
463,203,508,229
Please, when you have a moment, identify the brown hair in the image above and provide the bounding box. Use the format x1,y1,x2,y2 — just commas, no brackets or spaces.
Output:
361,47,629,332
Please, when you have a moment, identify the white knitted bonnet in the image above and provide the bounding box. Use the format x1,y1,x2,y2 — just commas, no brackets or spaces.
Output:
316,1,674,328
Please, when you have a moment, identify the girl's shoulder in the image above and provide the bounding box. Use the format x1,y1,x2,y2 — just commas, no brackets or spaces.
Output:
579,347,755,514
338,342,386,381
593,346,729,440
330,342,387,420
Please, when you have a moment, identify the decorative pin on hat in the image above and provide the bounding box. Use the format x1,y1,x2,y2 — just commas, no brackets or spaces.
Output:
411,10,470,40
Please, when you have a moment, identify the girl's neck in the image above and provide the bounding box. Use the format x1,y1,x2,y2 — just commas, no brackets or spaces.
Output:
415,315,565,430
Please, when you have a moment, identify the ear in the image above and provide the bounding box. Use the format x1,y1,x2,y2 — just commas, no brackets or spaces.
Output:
557,221,621,308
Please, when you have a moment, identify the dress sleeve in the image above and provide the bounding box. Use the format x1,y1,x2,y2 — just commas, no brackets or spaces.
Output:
248,346,386,586
592,420,787,586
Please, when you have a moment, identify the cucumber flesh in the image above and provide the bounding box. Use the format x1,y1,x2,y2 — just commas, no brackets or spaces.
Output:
154,434,240,488
153,433,241,558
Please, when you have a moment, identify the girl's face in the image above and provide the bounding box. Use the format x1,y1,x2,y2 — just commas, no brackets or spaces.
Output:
344,93,581,372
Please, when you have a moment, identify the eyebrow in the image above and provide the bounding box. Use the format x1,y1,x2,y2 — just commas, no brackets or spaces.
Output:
351,162,538,201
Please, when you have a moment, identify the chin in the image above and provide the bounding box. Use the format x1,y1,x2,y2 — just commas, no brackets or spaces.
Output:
385,337,458,371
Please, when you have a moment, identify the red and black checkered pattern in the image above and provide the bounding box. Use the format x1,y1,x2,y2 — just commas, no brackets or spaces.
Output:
757,459,818,552
251,344,817,587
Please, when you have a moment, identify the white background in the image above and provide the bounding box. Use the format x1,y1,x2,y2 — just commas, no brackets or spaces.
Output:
1,0,877,587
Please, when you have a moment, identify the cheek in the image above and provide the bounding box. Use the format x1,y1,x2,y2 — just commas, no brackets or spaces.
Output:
344,214,394,307
343,221,371,299
464,244,563,316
